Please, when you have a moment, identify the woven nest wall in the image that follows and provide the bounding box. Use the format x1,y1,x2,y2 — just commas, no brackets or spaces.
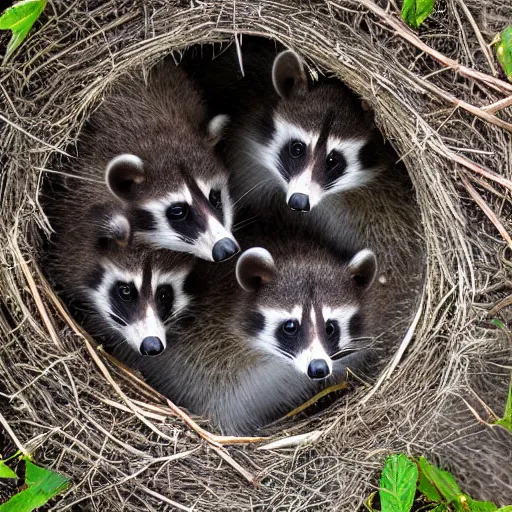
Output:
1,0,512,510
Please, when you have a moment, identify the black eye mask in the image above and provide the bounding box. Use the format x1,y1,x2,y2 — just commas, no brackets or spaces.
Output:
109,281,139,326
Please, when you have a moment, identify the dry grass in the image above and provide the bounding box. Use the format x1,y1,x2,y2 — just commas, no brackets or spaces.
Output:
1,0,512,509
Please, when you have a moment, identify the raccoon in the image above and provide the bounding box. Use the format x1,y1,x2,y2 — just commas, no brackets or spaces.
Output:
59,61,239,262
183,39,386,212
184,39,421,274
119,223,382,435
46,203,193,356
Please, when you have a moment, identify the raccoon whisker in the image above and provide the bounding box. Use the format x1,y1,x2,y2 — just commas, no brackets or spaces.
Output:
232,178,274,208
107,312,128,327
107,304,129,327
331,347,366,360
350,336,374,343
274,347,294,361
233,216,260,232
177,234,197,245
164,313,183,327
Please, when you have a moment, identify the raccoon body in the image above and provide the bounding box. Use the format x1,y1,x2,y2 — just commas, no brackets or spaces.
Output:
55,62,239,262
119,222,384,435
184,39,422,276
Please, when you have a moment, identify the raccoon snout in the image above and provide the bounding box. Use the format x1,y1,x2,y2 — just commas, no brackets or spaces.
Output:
288,193,310,212
212,237,240,262
140,336,164,356
307,359,330,380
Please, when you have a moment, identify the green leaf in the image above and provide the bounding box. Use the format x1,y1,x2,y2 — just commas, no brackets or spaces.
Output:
495,26,512,82
495,373,512,432
491,318,507,331
0,461,17,479
417,456,462,504
379,454,418,512
0,460,69,512
496,507,512,511
431,506,448,512
401,0,435,29
417,466,442,502
463,497,498,511
0,0,46,64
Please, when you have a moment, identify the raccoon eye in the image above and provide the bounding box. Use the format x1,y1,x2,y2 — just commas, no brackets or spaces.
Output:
166,203,189,222
156,284,174,319
325,150,347,175
326,321,336,337
209,189,222,209
116,282,138,302
289,140,305,159
282,319,299,335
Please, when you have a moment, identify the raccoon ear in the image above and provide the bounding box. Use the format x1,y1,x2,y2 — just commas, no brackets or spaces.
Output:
236,247,276,292
105,154,145,202
348,249,377,290
206,114,229,146
92,204,131,249
272,50,307,99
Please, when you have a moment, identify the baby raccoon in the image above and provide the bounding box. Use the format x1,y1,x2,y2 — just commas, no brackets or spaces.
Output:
47,203,192,356
61,61,239,262
120,224,380,435
184,39,386,214
185,40,422,274
230,50,387,213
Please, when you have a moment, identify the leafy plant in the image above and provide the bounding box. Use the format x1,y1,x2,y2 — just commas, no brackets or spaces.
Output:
0,0,47,65
367,454,512,511
494,26,512,82
0,454,69,512
495,374,512,432
401,0,435,29
379,454,418,512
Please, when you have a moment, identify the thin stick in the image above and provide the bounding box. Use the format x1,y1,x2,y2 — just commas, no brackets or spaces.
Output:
418,76,512,134
165,399,266,447
488,295,512,316
460,173,512,249
284,381,349,418
361,284,425,405
136,485,193,512
456,0,496,75
481,95,512,114
10,229,63,351
348,0,512,94
442,149,512,193
0,113,71,156
0,411,27,455
211,445,259,486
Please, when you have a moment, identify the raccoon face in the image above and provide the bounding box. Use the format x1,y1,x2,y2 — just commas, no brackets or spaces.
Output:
86,257,190,355
82,213,191,354
236,247,377,380
259,119,375,212
253,50,381,212
105,153,239,262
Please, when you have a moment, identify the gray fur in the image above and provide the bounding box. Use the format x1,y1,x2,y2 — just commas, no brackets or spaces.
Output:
45,202,193,353
118,223,384,435
53,62,237,260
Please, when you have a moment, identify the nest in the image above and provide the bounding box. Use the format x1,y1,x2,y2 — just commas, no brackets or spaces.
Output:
1,0,512,509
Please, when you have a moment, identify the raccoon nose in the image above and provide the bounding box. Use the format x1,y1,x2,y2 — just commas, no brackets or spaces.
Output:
212,237,240,262
140,336,164,356
288,193,310,212
307,359,330,380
